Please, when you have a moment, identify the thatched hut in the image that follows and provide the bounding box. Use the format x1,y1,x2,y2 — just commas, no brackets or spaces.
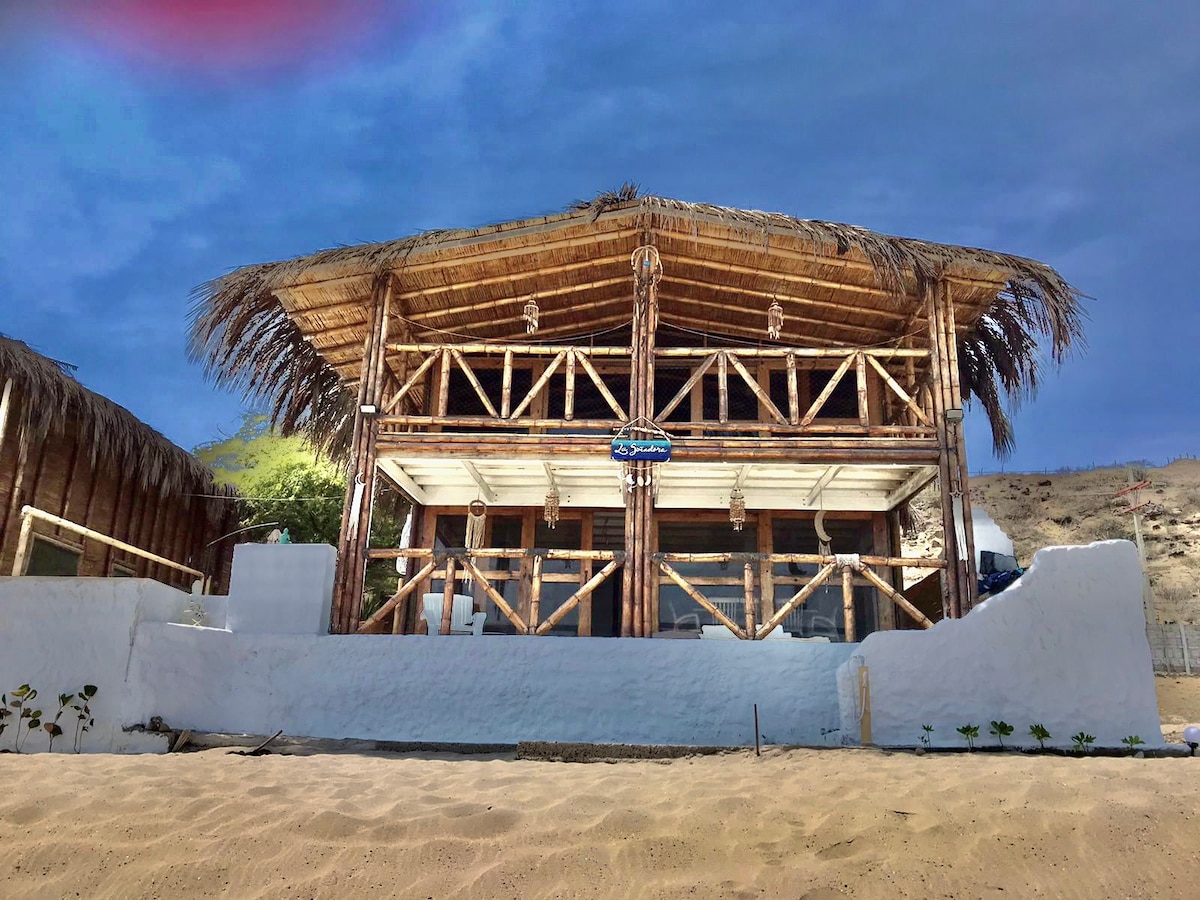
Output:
0,335,237,590
191,191,1083,637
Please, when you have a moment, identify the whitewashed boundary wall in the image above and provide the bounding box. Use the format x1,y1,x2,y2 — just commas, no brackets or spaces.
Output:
838,541,1164,749
0,541,1164,753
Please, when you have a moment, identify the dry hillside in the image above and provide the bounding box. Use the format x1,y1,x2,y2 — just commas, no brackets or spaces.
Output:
904,459,1200,623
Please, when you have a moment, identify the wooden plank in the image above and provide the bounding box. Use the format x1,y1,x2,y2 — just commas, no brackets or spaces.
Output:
461,461,497,504
804,465,843,506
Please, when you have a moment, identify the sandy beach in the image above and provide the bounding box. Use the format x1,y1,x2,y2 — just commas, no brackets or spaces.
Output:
2,696,1199,900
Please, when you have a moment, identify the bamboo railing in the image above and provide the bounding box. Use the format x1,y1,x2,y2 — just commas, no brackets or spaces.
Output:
375,342,934,438
361,547,625,636
653,551,942,640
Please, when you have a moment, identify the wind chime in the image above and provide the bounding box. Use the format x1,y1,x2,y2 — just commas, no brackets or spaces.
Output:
522,294,540,334
729,486,746,531
766,296,784,340
543,488,560,529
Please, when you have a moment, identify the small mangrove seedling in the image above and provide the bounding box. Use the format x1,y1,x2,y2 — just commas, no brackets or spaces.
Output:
71,685,98,754
1029,723,1052,750
1071,731,1096,754
1121,735,1145,756
956,724,980,751
10,685,42,753
989,720,1014,749
0,694,11,746
44,693,72,752
919,724,934,749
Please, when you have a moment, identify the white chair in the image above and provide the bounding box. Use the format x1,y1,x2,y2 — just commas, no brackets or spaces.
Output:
421,593,487,636
700,624,794,640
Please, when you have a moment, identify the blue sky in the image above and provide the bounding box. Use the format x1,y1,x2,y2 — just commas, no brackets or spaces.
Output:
2,1,1197,472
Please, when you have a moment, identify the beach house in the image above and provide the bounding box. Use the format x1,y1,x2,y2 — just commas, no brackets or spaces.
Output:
190,191,1082,638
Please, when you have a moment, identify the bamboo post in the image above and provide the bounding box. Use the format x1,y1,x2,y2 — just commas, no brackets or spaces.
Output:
743,562,757,639
941,280,978,612
529,553,543,632
500,349,514,418
578,510,594,637
717,351,729,424
842,564,857,642
439,557,457,635
855,351,869,427
757,511,774,626
926,283,959,619
10,508,35,576
332,275,391,633
785,353,799,425
564,349,576,421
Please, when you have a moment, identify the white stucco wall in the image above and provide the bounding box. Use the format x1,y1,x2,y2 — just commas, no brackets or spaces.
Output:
0,578,183,753
837,541,1162,750
129,631,856,747
225,544,335,635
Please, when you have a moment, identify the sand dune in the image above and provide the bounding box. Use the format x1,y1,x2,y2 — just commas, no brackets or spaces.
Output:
2,744,1199,899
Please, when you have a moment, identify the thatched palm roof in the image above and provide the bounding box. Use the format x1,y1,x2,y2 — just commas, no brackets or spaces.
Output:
190,190,1085,456
0,334,228,497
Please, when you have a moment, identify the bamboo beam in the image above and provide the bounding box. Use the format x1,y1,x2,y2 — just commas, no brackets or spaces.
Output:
357,559,438,632
654,347,929,359
883,467,938,509
456,555,529,633
397,254,627,304
401,274,630,321
381,348,438,415
367,547,623,560
535,559,621,635
668,257,907,308
756,563,836,639
379,463,429,505
860,564,933,629
804,465,842,506
654,551,944,568
657,560,747,639
461,461,497,504
389,343,634,357
799,354,855,427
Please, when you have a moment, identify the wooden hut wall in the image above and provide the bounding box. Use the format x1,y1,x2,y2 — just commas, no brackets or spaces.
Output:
0,383,235,591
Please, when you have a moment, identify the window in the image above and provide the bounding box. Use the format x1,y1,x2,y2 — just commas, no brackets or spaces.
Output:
25,538,82,576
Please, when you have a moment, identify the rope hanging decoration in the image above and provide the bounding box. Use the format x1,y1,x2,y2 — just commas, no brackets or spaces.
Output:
729,487,746,531
767,297,784,340
522,295,540,334
463,499,487,587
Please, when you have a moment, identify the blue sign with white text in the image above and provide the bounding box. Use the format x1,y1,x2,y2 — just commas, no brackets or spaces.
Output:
610,438,672,462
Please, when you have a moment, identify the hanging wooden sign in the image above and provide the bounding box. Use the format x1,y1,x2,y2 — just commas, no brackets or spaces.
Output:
610,438,671,462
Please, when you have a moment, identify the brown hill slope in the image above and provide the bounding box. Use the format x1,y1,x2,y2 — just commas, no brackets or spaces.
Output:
903,459,1200,623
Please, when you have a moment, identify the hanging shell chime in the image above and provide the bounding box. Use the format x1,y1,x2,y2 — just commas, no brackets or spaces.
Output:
522,296,540,334
543,489,560,529
767,297,784,340
729,487,746,532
